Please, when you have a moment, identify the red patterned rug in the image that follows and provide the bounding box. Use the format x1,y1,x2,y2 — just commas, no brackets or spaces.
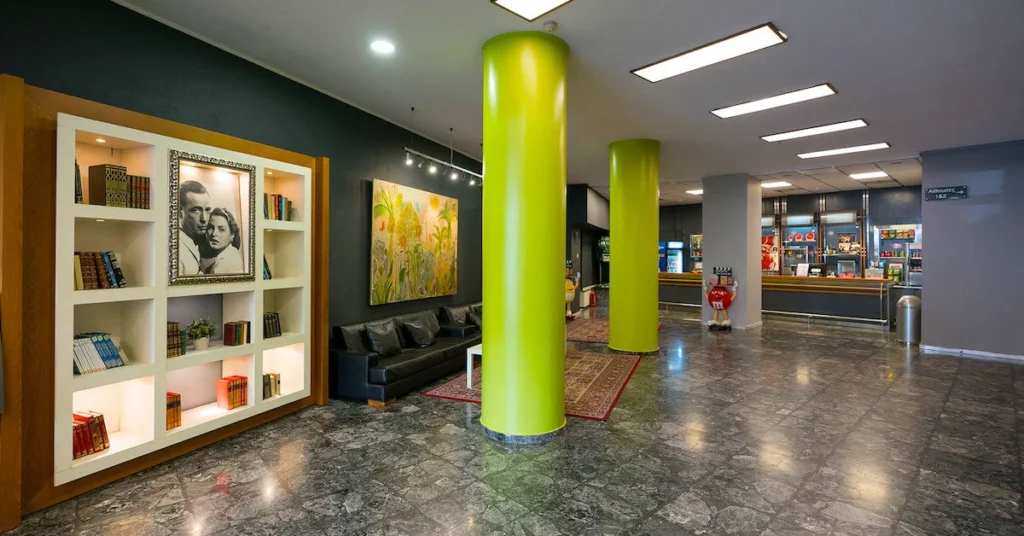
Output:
566,318,663,344
422,350,641,421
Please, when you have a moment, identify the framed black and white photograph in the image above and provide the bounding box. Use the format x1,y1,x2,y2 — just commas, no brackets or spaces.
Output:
168,150,256,285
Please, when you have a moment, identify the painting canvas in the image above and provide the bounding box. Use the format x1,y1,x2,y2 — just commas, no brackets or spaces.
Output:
371,179,458,305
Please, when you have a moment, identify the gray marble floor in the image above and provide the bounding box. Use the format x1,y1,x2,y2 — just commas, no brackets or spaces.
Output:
14,302,1024,535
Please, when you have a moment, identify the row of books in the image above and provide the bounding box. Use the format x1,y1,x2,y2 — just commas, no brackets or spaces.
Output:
263,312,283,338
74,333,129,375
74,251,128,290
81,163,151,209
263,372,282,400
72,411,109,460
217,376,249,410
166,392,181,430
166,322,187,357
264,193,294,221
224,321,252,346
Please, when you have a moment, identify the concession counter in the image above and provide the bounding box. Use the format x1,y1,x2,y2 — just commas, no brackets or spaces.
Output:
659,272,892,325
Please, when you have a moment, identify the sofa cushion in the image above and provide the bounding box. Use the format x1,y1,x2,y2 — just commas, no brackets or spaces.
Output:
339,325,368,353
471,305,482,315
442,305,470,324
368,338,464,384
365,320,402,357
467,311,482,328
402,319,436,348
421,310,441,336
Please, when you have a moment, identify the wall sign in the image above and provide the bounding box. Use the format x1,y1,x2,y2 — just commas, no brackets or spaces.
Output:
925,186,968,201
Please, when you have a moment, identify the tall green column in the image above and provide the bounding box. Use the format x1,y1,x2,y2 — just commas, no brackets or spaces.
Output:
480,32,569,442
609,139,661,353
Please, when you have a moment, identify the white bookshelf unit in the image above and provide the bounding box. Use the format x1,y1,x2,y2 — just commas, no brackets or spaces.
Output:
54,113,312,485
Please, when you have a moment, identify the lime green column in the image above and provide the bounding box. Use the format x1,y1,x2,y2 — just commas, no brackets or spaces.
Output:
609,139,661,353
480,32,568,442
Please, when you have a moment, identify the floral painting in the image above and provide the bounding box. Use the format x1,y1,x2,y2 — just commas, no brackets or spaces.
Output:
371,179,458,305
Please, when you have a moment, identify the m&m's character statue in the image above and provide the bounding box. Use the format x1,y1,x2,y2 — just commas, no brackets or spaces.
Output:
704,267,739,331
565,261,581,320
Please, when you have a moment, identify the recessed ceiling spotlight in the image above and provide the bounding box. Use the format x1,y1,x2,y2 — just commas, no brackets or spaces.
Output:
95,138,106,143
492,0,574,22
797,142,890,159
711,84,836,119
370,40,396,55
633,23,787,83
849,171,889,180
686,189,704,195
266,171,274,175
428,164,438,175
761,119,867,143
761,181,791,188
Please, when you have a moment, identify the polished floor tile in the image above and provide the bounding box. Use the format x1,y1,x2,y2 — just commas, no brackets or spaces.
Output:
14,296,1024,535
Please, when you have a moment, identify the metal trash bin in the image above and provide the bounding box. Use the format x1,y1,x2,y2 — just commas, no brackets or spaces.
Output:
896,295,921,345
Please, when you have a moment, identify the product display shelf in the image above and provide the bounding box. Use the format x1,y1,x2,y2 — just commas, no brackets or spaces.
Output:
73,203,157,222
263,220,304,232
54,113,313,486
72,286,157,305
262,332,305,350
167,342,256,372
72,362,157,392
261,277,304,290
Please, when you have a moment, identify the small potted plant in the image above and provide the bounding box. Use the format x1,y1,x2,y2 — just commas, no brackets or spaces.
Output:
186,317,217,351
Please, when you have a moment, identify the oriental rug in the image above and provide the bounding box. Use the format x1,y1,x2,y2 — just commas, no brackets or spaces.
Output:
422,350,641,421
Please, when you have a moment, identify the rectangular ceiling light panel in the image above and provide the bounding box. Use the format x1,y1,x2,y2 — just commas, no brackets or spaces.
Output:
492,0,574,22
761,181,791,188
761,119,867,142
633,23,787,83
712,84,836,119
849,171,889,180
797,142,890,159
686,189,704,195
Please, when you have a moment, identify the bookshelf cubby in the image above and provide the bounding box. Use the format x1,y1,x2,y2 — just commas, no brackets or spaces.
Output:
54,113,312,485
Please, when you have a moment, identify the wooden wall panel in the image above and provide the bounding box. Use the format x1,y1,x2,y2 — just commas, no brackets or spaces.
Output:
1,80,329,518
0,74,26,533
312,157,330,404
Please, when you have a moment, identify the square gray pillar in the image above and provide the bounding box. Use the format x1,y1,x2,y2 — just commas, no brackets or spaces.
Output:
701,174,762,329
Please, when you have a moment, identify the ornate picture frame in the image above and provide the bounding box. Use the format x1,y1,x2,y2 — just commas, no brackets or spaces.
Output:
168,150,256,285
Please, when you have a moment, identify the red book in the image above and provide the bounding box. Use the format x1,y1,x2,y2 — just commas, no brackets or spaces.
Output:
225,322,236,346
87,412,110,450
73,414,95,455
216,378,231,410
72,422,83,459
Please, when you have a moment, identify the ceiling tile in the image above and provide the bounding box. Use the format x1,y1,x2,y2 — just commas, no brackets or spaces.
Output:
835,163,883,175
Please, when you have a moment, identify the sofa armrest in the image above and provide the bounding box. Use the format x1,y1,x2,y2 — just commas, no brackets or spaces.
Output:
439,324,478,338
328,349,380,400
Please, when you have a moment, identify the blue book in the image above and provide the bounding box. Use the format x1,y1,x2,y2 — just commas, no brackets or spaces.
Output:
101,334,125,367
101,252,119,288
89,334,116,369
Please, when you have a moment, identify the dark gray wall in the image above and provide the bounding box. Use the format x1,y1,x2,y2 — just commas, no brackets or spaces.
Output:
659,204,702,242
823,191,862,213
0,0,482,327
586,188,610,230
921,141,1024,356
870,187,922,225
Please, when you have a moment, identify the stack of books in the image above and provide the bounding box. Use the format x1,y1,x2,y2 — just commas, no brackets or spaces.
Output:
73,333,128,375
264,193,293,221
166,322,186,357
72,411,109,460
87,164,150,209
216,376,248,410
166,392,181,430
262,372,281,400
223,321,252,346
74,251,128,290
263,312,282,338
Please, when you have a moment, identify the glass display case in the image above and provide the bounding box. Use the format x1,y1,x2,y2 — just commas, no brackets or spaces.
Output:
662,241,685,273
761,216,780,274
689,234,703,272
782,214,816,274
821,211,862,277
871,224,921,277
907,243,922,286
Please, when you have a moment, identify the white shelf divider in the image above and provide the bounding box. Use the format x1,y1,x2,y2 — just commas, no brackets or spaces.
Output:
167,342,256,372
54,113,312,486
72,362,157,392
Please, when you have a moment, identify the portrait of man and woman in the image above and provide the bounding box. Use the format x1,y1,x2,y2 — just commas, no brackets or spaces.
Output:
171,153,254,284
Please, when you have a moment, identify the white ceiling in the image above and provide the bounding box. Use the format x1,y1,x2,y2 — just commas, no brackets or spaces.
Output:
117,0,1024,199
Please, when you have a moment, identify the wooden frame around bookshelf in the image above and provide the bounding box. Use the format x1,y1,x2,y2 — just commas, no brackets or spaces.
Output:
0,75,330,529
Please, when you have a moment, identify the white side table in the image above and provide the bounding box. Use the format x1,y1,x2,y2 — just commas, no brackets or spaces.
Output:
466,343,482,388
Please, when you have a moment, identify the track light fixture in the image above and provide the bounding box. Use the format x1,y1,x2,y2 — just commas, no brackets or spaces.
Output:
405,153,414,166
428,163,438,175
399,114,482,186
